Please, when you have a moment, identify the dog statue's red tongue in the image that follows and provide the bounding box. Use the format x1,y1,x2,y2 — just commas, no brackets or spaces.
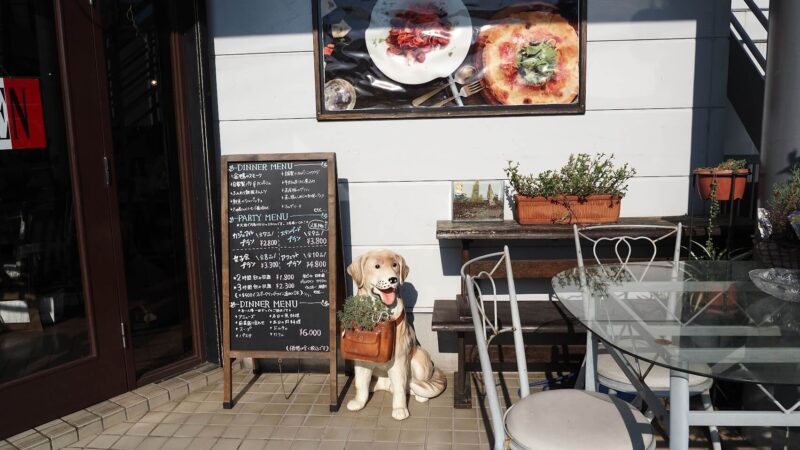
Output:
378,288,396,305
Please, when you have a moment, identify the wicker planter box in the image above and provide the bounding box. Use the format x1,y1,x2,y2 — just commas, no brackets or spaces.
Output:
514,194,621,225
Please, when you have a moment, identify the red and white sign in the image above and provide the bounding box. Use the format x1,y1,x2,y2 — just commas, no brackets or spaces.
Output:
0,77,47,150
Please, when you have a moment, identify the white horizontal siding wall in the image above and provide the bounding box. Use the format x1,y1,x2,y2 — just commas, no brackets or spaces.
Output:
210,0,732,369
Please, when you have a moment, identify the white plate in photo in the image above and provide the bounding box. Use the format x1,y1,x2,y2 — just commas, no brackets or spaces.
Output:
365,0,472,85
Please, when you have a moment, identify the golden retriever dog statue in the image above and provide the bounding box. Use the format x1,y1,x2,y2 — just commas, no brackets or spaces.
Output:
345,250,447,420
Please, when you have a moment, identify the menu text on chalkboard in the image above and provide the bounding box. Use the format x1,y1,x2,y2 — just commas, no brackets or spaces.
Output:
221,153,340,411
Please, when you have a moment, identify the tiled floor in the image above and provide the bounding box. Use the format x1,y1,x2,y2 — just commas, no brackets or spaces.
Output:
32,365,754,450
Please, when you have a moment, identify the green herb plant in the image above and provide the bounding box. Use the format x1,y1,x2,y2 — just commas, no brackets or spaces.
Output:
504,153,637,199
696,159,748,171
766,166,800,242
338,294,390,331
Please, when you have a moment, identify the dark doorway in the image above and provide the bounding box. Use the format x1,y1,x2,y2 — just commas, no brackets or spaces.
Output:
100,0,201,382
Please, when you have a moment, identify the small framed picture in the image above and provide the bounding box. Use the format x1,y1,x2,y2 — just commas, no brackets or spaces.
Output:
452,180,504,222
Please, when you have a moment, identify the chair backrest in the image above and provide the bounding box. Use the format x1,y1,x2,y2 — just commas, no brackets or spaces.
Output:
572,223,682,282
461,246,527,450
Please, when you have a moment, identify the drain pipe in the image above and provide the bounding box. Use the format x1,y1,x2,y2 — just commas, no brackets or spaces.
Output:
759,0,800,204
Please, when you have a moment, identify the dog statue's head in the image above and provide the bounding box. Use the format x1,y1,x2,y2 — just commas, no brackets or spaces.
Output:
347,250,409,307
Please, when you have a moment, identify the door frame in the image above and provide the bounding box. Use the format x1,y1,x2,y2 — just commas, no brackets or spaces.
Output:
89,0,212,387
0,0,131,437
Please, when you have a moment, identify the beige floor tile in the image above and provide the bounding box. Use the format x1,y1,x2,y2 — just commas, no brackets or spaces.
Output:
150,422,180,437
245,426,274,440
221,426,250,439
302,415,330,427
35,418,79,449
263,440,288,450
278,415,304,427
135,436,168,450
260,404,288,415
316,441,346,450
210,438,241,450
183,413,213,425
109,435,144,450
86,434,120,449
86,401,126,429
62,410,104,440
231,414,259,426
161,412,190,424
270,426,298,440
209,414,235,425
428,417,453,430
187,437,218,450
173,424,204,438
427,429,454,444
238,439,267,450
197,425,227,438
125,422,157,436
399,417,427,429
160,436,192,450
104,422,133,435
138,412,168,424
429,406,454,418
288,440,319,450
399,429,426,444
320,427,349,441
253,415,281,427
453,430,480,445
347,428,375,442
294,427,324,441
375,428,401,442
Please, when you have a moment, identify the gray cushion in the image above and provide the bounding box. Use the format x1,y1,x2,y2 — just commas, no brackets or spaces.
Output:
505,389,655,450
597,353,712,392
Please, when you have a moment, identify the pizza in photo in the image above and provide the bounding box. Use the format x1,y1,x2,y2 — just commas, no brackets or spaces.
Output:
477,10,580,105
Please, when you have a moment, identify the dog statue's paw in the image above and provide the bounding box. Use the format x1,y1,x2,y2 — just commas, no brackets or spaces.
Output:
414,395,429,403
347,399,366,411
392,407,409,420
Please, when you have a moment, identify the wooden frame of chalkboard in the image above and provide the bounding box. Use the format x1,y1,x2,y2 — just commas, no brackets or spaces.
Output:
221,153,341,411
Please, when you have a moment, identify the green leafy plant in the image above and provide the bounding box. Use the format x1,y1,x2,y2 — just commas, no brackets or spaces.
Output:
766,166,800,242
686,176,751,261
337,295,390,331
504,153,637,199
696,158,748,171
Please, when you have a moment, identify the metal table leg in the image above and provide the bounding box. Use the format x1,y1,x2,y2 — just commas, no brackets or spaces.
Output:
670,370,690,450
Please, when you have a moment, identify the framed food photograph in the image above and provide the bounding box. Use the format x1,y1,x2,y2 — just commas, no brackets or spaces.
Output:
451,180,504,222
313,0,586,120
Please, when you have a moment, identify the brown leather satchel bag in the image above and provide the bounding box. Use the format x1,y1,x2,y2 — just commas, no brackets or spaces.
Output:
340,311,403,363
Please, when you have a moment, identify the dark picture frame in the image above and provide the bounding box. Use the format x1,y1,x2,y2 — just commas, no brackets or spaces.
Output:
313,0,587,121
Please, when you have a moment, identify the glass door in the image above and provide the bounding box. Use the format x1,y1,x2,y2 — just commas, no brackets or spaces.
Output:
99,0,201,383
0,0,128,437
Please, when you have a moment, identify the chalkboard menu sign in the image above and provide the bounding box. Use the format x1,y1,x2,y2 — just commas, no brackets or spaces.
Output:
220,153,340,411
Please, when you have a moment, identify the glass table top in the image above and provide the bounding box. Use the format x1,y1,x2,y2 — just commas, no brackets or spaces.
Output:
551,261,800,385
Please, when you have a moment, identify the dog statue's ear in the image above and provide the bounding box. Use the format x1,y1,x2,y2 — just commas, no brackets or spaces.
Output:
397,255,410,284
347,254,365,288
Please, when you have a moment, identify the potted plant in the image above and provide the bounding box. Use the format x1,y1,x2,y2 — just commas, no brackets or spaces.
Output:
504,153,636,224
693,159,749,201
338,294,396,363
754,166,800,269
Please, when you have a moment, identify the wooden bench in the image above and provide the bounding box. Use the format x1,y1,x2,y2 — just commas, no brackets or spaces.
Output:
431,299,585,408
434,217,701,408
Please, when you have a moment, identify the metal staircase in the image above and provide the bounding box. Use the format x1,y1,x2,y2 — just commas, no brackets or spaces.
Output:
728,0,768,151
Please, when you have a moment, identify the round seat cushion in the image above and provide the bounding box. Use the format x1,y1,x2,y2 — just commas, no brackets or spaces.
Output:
597,353,713,392
505,389,655,450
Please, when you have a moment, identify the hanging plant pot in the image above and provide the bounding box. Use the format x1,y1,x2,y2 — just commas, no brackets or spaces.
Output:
694,169,749,201
514,194,621,225
340,315,399,363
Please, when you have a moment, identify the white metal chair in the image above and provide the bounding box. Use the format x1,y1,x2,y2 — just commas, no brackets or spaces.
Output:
572,223,721,450
463,246,655,450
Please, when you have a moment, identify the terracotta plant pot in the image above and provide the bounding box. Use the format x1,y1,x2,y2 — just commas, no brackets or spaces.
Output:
340,319,396,363
514,194,621,225
694,169,749,201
